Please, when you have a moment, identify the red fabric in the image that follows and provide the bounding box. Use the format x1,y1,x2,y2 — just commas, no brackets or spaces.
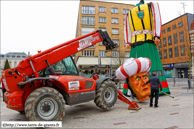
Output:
125,13,129,43
123,83,128,89
161,81,169,88
120,65,129,78
148,81,169,88
145,58,151,71
134,59,141,73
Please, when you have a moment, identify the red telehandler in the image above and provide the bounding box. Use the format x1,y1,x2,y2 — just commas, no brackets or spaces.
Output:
1,30,139,121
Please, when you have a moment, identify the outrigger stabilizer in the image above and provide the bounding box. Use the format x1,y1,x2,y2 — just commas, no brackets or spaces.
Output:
118,90,141,110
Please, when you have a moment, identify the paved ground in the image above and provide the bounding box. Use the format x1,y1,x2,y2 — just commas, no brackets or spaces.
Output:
0,83,194,129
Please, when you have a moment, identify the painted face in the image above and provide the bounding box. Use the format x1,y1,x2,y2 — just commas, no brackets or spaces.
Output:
128,71,151,102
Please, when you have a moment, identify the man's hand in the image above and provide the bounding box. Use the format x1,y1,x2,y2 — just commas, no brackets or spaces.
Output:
160,89,162,92
125,43,131,49
154,37,160,47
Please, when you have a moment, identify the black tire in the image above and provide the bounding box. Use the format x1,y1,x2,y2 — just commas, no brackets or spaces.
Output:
94,80,117,109
18,110,25,114
25,87,65,121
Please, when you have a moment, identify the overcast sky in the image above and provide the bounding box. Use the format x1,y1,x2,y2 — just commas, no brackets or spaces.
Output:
1,0,193,55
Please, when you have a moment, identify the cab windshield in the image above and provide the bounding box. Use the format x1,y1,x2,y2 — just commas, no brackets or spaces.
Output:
45,57,78,75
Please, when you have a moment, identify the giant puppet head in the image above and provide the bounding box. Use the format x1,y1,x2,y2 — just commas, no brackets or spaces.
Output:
116,57,151,102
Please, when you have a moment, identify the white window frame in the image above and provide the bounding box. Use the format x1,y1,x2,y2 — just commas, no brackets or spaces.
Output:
99,7,106,13
123,9,129,14
111,8,118,13
82,6,95,14
82,16,95,25
99,17,106,23
112,28,119,35
112,18,118,24
112,51,119,57
82,50,95,56
99,51,106,57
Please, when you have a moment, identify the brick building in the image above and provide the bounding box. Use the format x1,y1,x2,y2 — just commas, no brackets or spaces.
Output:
189,20,194,77
74,0,134,77
159,13,194,78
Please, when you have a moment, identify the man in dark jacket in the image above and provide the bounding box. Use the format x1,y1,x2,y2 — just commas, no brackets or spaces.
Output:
145,72,162,107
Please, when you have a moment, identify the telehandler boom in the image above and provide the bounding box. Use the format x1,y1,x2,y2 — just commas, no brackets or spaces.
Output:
2,30,139,121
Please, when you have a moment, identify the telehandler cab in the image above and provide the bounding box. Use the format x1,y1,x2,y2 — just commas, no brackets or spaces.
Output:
2,30,139,121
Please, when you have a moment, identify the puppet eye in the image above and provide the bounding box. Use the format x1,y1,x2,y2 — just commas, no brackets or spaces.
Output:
137,78,140,81
144,77,147,79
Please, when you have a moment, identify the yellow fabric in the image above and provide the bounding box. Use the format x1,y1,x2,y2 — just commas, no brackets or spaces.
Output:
129,3,154,44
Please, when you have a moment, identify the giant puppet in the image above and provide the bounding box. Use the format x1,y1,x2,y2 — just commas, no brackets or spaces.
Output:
116,57,152,102
123,0,170,97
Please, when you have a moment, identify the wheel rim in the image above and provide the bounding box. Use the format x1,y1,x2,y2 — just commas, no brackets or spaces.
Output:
37,97,58,120
104,87,115,103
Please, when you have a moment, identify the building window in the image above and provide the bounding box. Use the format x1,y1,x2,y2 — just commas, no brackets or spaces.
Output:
82,50,95,56
99,17,106,23
82,6,95,14
159,41,162,48
12,55,15,58
179,31,184,42
112,39,119,46
172,24,177,30
99,7,106,13
173,33,178,44
178,22,183,27
125,51,130,57
159,51,162,59
112,51,119,57
112,28,119,35
81,27,95,36
163,38,166,47
14,62,17,67
162,29,165,34
99,50,106,57
180,45,185,56
164,49,167,59
17,56,20,58
111,8,118,13
82,16,95,25
169,48,173,58
112,18,118,24
123,9,129,14
174,46,179,57
168,36,172,46
167,27,171,32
